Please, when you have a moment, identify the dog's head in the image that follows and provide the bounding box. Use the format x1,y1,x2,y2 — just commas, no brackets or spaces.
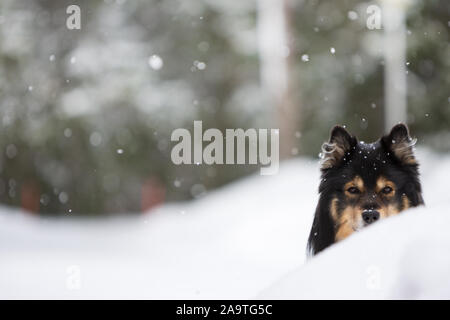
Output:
309,124,423,254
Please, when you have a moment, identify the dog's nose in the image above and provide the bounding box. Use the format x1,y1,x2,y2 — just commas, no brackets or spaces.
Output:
362,210,380,225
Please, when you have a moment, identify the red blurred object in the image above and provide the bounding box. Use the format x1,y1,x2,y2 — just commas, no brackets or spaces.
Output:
21,181,40,214
141,177,166,212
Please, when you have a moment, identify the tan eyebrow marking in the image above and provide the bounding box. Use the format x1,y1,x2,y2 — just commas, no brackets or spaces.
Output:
376,176,396,195
344,175,365,195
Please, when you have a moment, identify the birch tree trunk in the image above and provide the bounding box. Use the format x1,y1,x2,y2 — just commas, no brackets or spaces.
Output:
257,0,298,159
382,0,409,130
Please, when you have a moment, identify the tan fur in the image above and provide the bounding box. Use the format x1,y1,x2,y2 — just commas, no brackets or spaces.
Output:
375,176,396,199
402,194,410,210
391,139,417,165
378,204,401,218
330,198,339,221
335,206,358,241
344,176,365,196
320,142,347,169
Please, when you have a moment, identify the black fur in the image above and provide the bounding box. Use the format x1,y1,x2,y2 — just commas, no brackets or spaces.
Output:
307,124,424,256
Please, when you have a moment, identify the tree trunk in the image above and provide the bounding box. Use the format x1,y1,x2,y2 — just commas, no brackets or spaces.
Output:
383,0,408,131
257,0,298,159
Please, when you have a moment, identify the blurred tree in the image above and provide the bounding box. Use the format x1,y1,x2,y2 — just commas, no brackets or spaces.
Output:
0,0,448,215
257,0,300,159
383,0,408,130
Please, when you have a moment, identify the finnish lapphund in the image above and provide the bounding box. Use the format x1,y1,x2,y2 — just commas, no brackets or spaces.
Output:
307,123,424,255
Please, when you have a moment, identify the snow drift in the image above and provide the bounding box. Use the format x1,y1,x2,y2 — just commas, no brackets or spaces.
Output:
0,149,449,299
260,205,450,299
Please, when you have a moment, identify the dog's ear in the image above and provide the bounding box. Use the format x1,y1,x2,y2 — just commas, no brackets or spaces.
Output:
382,123,417,165
320,126,355,170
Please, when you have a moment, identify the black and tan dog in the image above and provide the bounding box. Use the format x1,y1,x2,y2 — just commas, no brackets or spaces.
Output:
307,123,424,255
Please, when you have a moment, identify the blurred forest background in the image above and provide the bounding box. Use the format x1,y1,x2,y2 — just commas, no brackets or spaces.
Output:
0,0,448,215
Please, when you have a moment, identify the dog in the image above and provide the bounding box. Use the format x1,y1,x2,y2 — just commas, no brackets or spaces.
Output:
307,123,424,256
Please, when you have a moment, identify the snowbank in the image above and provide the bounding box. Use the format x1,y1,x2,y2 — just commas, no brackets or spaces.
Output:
0,158,317,299
259,205,450,299
0,149,449,299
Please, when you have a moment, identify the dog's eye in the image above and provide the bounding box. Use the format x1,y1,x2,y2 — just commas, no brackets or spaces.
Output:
347,187,360,194
382,186,393,194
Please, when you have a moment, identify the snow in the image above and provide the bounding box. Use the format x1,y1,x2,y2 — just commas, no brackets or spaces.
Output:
0,159,316,299
0,148,449,299
260,205,450,299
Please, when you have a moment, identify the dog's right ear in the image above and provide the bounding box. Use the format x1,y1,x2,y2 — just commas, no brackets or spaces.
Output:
320,126,355,170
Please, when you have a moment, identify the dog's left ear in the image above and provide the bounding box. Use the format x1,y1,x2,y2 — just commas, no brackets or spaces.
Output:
382,123,417,165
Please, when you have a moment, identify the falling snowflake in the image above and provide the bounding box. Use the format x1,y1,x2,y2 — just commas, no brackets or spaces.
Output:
40,194,50,206
59,192,69,204
347,11,358,20
193,60,206,70
64,128,72,138
197,61,206,70
148,54,163,70
6,144,17,159
89,132,102,147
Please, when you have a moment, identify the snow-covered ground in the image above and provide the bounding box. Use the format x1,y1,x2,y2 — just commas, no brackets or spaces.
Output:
260,204,450,299
0,148,449,299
